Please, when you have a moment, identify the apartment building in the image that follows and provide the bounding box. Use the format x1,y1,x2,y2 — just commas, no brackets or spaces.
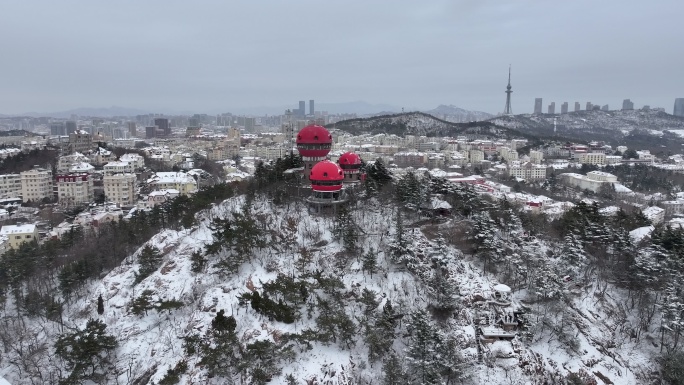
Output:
0,174,22,199
119,153,145,169
103,161,135,175
56,174,94,207
661,200,684,217
499,147,519,162
57,153,92,173
20,167,53,203
393,152,427,168
146,172,197,196
103,173,137,207
579,153,606,166
0,224,39,249
68,130,94,153
147,189,180,208
559,171,618,192
468,150,485,164
508,162,548,181
529,150,544,164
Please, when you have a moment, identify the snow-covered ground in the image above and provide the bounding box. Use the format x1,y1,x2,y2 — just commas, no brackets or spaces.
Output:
0,193,663,384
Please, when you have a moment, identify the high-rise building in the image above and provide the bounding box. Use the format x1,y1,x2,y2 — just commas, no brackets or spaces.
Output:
561,102,569,114
65,121,77,134
547,102,555,114
299,101,306,117
145,126,157,139
504,66,513,115
586,102,593,111
602,105,609,111
309,100,315,116
622,99,634,110
128,122,137,137
675,98,684,117
154,118,170,136
534,98,543,114
574,102,581,112
50,122,66,136
245,117,256,132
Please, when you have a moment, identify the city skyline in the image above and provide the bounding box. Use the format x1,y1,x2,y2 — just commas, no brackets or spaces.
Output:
1,0,682,115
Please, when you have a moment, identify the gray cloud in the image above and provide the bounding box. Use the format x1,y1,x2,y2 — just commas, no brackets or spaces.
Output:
1,0,682,115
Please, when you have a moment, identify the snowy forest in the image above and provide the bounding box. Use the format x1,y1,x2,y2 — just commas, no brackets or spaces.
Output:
1,154,684,384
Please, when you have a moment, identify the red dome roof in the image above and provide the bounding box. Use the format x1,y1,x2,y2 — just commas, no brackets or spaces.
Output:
296,124,332,145
310,160,344,182
338,152,362,167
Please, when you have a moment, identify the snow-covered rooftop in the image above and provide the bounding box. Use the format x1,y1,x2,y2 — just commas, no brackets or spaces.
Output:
0,224,36,235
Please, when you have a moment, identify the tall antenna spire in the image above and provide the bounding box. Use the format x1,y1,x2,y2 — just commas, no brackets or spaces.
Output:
504,65,513,115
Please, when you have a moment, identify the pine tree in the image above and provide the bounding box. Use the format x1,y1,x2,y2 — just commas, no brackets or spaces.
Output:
559,232,586,278
284,373,298,385
391,208,412,266
367,158,392,184
359,288,380,317
156,299,184,314
362,248,379,278
405,310,443,385
437,334,468,384
382,352,407,385
334,205,359,254
428,268,459,313
212,309,237,335
55,319,117,384
365,300,398,361
397,171,425,209
97,294,104,316
190,249,207,273
131,289,155,316
134,245,162,284
472,211,503,273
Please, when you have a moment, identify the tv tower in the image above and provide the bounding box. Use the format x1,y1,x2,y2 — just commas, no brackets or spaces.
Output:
504,65,513,115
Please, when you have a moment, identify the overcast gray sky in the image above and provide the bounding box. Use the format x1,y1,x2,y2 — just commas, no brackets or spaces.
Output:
1,0,682,115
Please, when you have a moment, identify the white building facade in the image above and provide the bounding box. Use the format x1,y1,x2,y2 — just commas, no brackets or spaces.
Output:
0,174,22,199
103,173,137,207
56,174,94,207
20,168,53,203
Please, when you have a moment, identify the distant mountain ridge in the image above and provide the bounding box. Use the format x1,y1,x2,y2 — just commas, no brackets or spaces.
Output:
232,101,404,116
423,104,493,122
4,102,495,118
18,106,151,118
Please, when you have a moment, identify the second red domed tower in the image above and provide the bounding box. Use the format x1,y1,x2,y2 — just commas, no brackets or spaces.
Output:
338,151,365,184
296,124,332,172
308,160,346,204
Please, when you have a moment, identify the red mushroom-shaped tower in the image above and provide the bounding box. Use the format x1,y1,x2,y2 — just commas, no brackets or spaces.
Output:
296,124,332,171
337,152,365,184
308,160,347,205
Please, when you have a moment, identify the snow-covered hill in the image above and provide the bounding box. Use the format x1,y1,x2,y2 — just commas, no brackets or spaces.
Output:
330,112,530,140
423,105,493,123
0,187,667,384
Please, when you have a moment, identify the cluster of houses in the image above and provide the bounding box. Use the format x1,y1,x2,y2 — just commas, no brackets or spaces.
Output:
0,146,204,253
